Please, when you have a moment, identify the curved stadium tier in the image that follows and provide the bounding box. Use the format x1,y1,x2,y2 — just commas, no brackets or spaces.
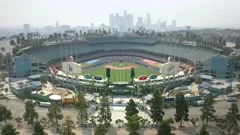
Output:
24,37,218,65
22,36,219,83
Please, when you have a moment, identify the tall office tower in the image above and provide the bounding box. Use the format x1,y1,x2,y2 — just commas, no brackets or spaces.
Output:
155,19,161,30
146,13,152,29
161,21,167,30
109,10,134,32
136,17,144,28
90,22,95,29
172,20,176,29
124,10,127,17
125,12,133,29
56,21,59,29
23,24,30,33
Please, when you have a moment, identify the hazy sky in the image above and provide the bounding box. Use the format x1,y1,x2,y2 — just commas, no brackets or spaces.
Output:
0,0,240,28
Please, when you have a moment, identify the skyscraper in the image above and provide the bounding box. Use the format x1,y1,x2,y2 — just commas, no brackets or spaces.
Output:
124,10,127,17
136,17,144,28
172,20,176,29
108,10,133,32
160,21,167,30
23,24,30,33
90,22,95,29
146,13,152,29
56,22,59,29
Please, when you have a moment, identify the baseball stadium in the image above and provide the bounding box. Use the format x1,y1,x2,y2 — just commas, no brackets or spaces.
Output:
17,37,220,82
7,36,236,99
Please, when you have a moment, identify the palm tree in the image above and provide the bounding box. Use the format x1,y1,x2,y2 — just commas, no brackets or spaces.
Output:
128,28,131,33
112,28,115,33
16,36,21,46
57,33,61,41
63,33,68,40
10,39,16,47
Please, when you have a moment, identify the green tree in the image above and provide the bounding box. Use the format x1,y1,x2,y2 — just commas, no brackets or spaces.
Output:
90,116,97,126
190,118,199,127
125,99,139,118
39,75,49,84
53,33,58,41
158,120,171,135
200,97,216,127
33,121,46,135
4,88,8,96
39,117,49,128
47,103,64,133
1,47,6,52
195,77,203,84
61,116,75,135
225,86,233,94
48,35,54,41
57,33,61,41
97,96,112,127
75,92,88,126
125,114,140,135
94,124,108,135
75,32,79,38
150,89,165,125
12,48,19,55
198,124,209,135
217,103,240,135
16,36,21,45
0,83,4,90
1,124,19,135
0,104,12,124
63,33,68,39
115,119,124,128
174,92,189,126
15,117,22,128
23,101,39,126
79,30,83,37
10,39,16,46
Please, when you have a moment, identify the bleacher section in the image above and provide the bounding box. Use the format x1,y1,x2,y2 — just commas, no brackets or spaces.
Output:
23,37,218,65
86,37,157,44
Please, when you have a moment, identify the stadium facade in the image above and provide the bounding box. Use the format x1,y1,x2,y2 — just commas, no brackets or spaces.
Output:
7,36,236,79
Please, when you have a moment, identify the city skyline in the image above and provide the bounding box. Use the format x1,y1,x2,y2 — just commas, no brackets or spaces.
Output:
0,0,240,28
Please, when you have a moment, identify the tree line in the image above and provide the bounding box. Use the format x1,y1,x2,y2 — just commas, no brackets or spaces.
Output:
1,89,240,135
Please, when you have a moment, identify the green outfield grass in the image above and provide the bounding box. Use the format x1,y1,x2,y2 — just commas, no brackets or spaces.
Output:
81,62,159,82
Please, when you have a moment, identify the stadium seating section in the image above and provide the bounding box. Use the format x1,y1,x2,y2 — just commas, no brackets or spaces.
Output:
23,37,218,64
